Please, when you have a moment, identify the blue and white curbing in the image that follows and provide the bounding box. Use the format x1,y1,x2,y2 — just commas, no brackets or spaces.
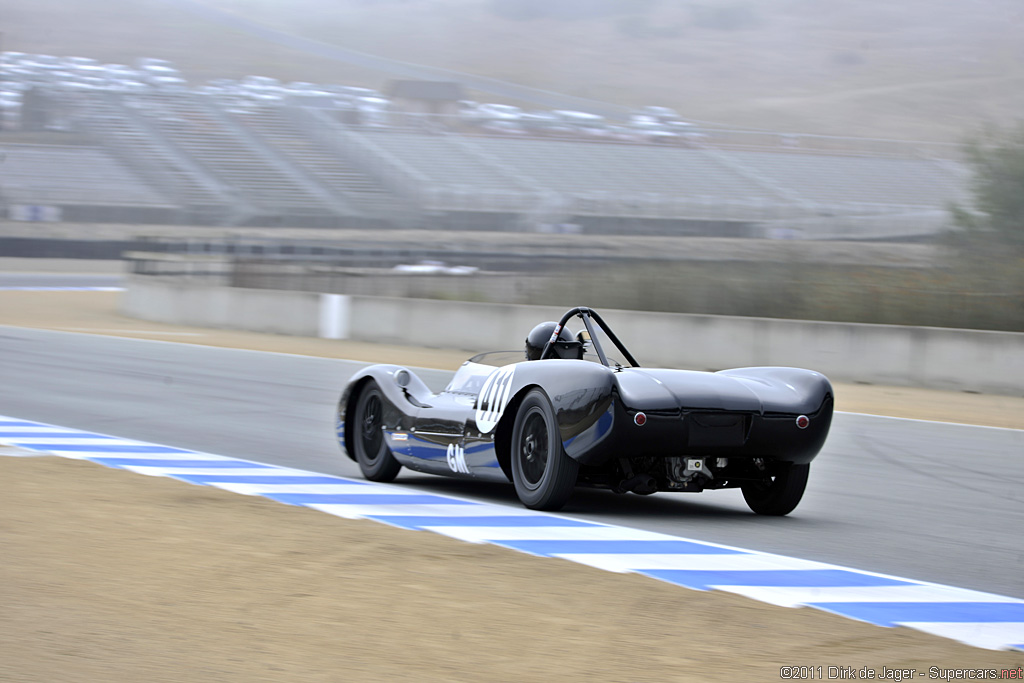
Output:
2,414,1022,652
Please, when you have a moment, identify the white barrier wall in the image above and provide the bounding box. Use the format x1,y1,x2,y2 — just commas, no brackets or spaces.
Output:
121,278,1024,396
123,278,326,337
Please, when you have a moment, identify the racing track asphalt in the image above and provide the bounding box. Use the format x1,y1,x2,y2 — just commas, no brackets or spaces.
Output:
1,325,1021,600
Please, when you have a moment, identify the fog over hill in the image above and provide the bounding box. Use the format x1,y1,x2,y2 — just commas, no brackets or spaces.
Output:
5,0,1023,140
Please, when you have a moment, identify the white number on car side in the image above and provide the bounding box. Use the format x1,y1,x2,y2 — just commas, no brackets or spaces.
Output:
474,366,515,434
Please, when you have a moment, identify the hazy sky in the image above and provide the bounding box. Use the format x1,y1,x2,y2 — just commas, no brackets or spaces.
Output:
7,0,1023,138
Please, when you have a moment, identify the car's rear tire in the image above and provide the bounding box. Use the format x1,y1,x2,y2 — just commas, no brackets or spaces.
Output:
511,389,578,510
352,381,401,482
741,462,809,516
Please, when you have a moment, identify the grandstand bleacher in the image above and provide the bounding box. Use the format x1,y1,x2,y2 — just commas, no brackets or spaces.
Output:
0,86,973,238
83,92,233,219
0,143,172,208
223,105,394,218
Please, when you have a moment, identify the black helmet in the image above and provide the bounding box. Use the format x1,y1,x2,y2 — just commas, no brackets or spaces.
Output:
525,321,580,361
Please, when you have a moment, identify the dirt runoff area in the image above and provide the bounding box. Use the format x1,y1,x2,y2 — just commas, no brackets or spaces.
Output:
1,287,1023,682
4,456,1023,683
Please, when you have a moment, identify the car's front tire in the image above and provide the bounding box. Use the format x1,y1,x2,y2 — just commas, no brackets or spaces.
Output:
351,380,402,482
511,389,578,510
741,462,809,516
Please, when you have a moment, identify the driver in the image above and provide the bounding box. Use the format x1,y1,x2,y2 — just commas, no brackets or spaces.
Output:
524,322,583,361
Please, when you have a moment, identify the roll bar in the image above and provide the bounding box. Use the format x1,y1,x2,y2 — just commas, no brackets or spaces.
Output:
538,307,640,368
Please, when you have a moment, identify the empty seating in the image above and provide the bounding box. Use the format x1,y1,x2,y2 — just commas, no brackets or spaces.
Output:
224,105,391,215
721,150,971,208
0,144,172,207
0,88,972,231
133,93,337,216
83,94,227,211
356,130,518,192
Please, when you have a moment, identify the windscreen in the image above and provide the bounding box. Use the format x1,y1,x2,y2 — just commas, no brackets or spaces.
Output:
445,352,522,393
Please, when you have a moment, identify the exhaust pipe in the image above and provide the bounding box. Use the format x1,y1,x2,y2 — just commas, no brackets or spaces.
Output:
614,474,658,495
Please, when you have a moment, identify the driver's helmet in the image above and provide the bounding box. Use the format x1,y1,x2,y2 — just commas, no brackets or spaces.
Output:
525,321,578,361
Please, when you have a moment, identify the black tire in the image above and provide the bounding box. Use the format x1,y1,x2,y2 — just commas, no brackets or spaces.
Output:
741,463,809,516
510,389,579,510
351,381,401,482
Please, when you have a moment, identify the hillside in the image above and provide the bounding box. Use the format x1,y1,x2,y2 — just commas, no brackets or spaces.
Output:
4,0,1024,140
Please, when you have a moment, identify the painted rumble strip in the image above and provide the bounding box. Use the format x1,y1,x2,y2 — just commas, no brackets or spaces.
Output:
2,415,1023,652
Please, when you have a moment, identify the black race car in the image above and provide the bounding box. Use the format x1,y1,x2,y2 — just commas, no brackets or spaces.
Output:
336,307,833,514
